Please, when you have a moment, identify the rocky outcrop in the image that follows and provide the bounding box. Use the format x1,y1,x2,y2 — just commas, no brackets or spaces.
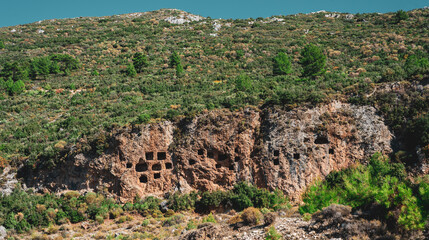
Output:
0,167,18,196
22,102,392,202
257,102,392,199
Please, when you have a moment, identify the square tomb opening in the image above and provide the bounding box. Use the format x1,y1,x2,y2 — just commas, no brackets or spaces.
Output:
145,152,154,160
139,175,148,183
152,163,162,171
157,152,166,160
274,150,280,157
274,158,280,165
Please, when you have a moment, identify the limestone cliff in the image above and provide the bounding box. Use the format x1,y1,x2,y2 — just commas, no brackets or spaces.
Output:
22,102,392,202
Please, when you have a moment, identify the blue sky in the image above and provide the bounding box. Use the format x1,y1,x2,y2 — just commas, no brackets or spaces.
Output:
0,0,426,27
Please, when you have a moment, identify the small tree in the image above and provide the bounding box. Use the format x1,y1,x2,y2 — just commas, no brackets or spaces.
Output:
175,63,184,76
125,63,137,77
169,51,181,67
137,113,151,124
132,53,148,73
234,74,252,92
8,80,25,95
394,10,408,23
0,40,5,49
273,52,292,76
30,57,51,79
300,44,326,78
0,62,29,81
169,51,183,76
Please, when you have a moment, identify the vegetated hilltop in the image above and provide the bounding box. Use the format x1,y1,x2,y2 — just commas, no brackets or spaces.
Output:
0,8,428,239
0,8,427,169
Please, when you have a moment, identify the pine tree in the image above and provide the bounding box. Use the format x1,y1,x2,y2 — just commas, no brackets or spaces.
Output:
300,44,326,78
169,51,181,68
132,52,148,73
273,52,292,76
394,10,408,23
126,63,137,77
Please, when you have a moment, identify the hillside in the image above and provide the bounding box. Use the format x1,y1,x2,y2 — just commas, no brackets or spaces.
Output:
0,8,428,239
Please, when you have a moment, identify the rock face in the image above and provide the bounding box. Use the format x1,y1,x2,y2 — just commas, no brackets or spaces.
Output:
257,102,392,199
23,102,392,202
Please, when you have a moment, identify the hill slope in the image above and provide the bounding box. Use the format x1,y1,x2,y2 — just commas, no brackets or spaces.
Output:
0,8,428,168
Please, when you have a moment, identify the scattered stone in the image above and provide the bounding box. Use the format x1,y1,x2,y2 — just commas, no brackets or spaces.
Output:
0,167,18,196
164,11,204,24
325,13,341,18
213,21,221,31
0,226,6,240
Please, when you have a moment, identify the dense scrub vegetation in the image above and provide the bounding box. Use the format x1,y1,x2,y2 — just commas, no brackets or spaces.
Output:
299,153,429,230
0,182,288,233
0,8,428,168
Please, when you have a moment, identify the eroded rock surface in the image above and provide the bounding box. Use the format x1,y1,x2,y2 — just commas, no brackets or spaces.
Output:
22,102,392,201
257,102,392,200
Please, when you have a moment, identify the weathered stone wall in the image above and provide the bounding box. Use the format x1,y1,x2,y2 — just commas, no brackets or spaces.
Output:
23,102,392,202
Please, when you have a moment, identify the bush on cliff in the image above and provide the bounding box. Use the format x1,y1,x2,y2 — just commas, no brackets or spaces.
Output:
299,153,427,230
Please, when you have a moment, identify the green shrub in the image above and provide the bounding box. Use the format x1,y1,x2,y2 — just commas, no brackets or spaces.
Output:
8,80,25,95
234,74,252,92
0,40,4,49
169,51,181,68
404,55,429,77
176,63,184,76
142,219,150,226
197,190,230,211
0,61,29,81
49,54,80,72
273,52,292,76
133,52,148,73
137,113,151,124
265,226,282,240
163,214,184,227
299,153,428,230
125,63,137,77
30,57,51,78
186,219,197,230
300,44,326,78
91,69,99,76
195,182,288,212
394,10,409,23
202,213,216,223
168,192,198,211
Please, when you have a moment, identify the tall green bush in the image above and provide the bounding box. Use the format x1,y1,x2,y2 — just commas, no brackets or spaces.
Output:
273,52,292,75
133,52,148,73
125,63,137,77
394,10,409,23
300,44,326,78
169,51,183,76
234,74,252,92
